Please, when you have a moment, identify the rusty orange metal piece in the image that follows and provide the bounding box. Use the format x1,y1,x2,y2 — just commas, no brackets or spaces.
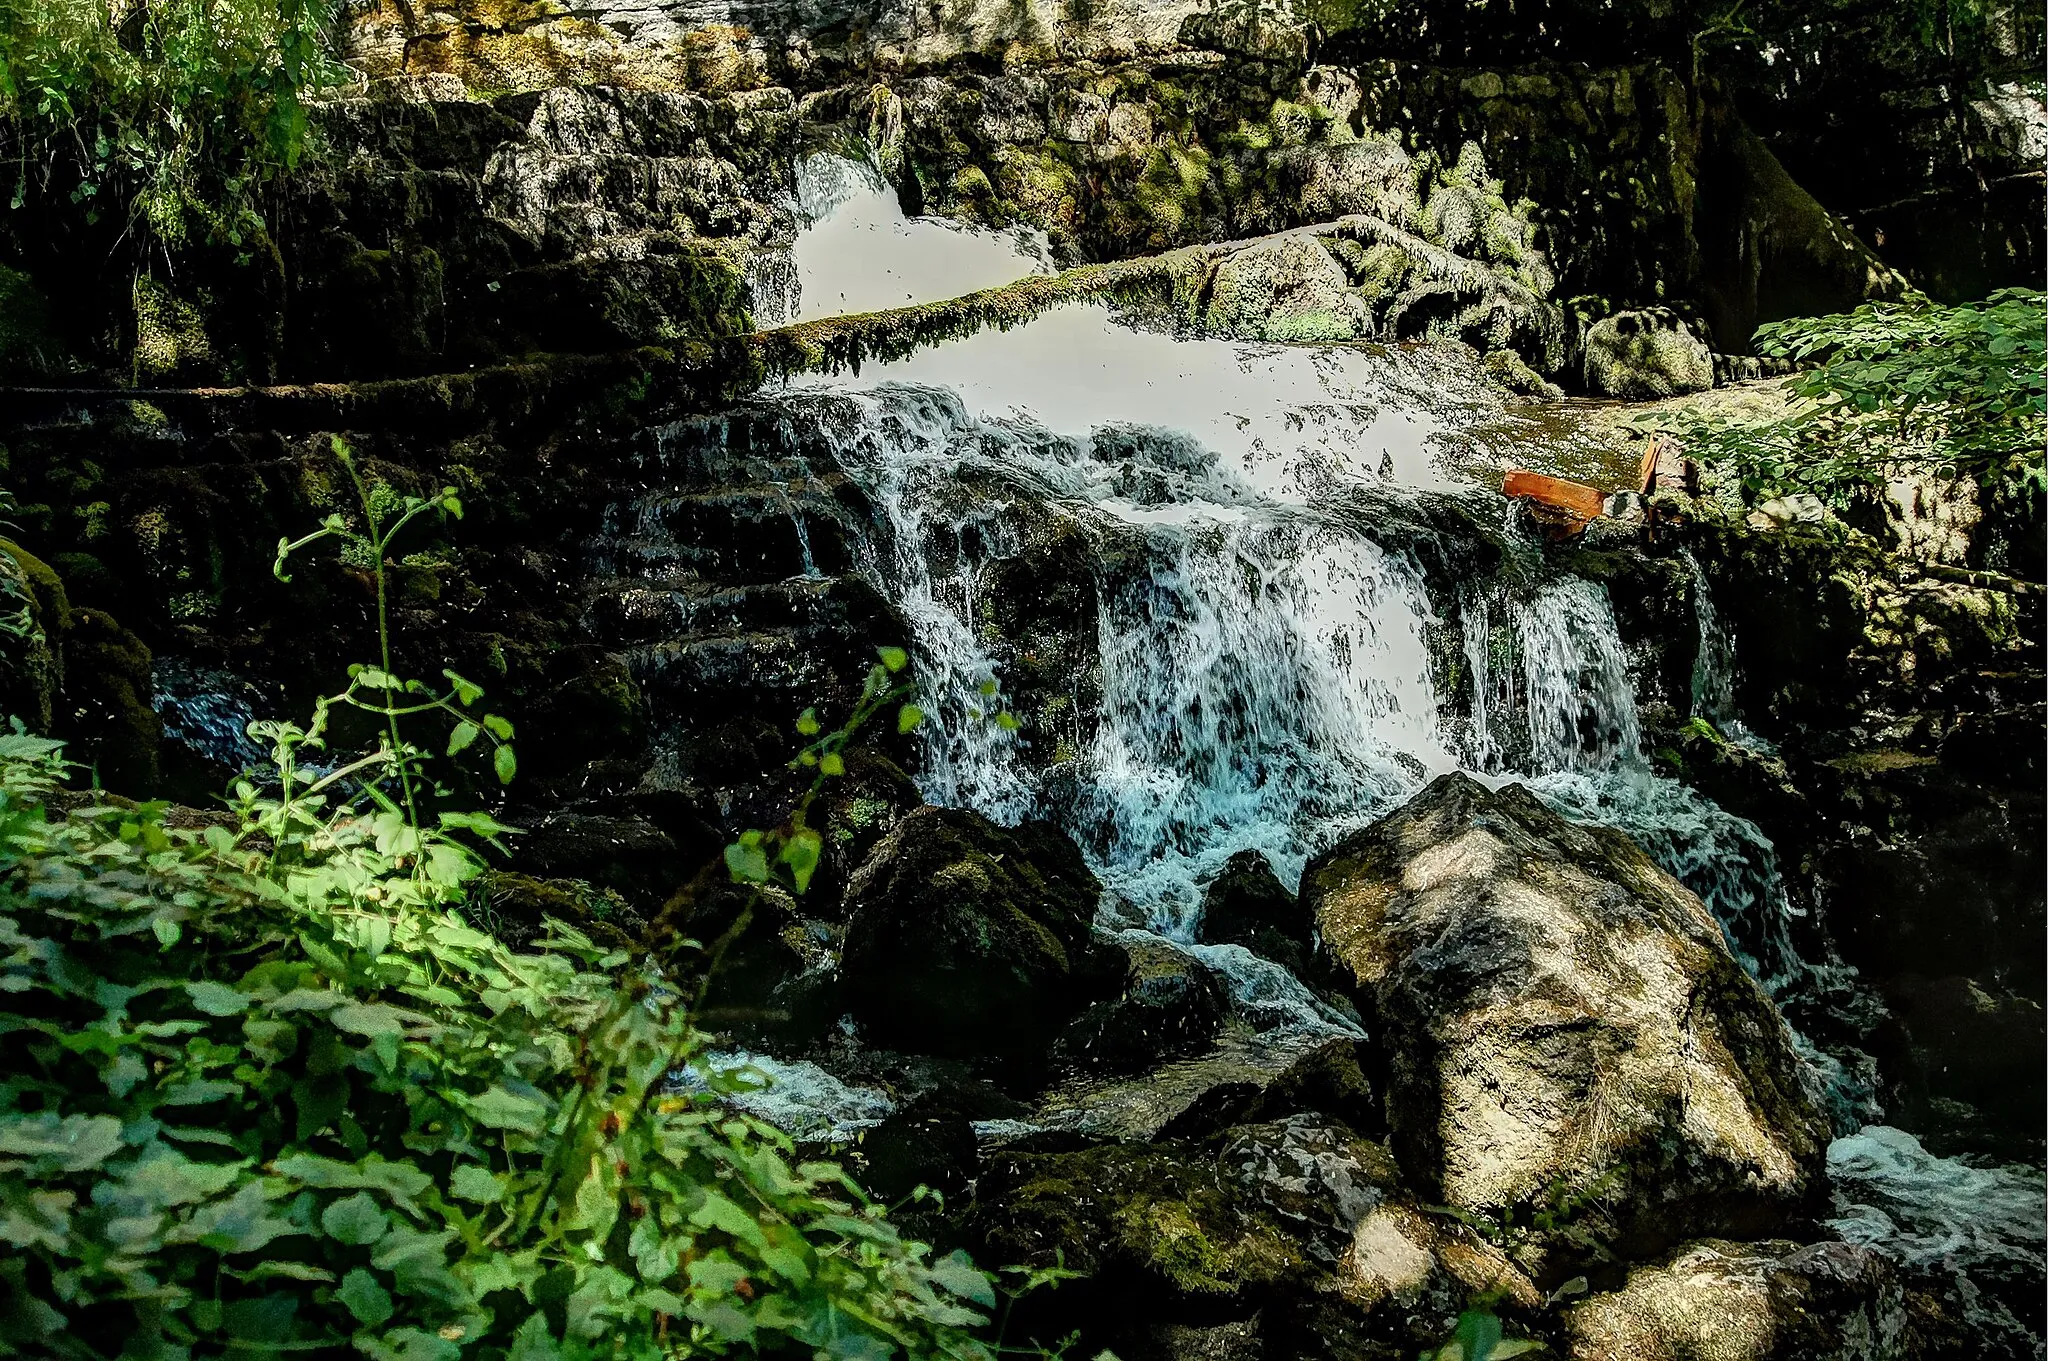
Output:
1502,470,1608,523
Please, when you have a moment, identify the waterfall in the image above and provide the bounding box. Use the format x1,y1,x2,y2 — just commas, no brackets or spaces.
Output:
615,153,2035,1348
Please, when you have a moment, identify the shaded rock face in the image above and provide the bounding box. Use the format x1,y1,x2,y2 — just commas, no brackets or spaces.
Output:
1563,1238,1904,1361
289,85,801,378
1305,772,1830,1273
1675,520,2045,1155
839,806,1108,1058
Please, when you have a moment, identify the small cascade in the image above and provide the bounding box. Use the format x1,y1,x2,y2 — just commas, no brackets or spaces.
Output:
152,658,266,776
1513,575,1645,771
1082,516,1447,932
774,153,1054,325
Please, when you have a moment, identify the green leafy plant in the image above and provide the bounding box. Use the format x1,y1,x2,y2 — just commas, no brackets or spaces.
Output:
265,436,517,869
0,469,998,1358
1419,1307,1545,1361
0,0,341,248
1641,288,2046,513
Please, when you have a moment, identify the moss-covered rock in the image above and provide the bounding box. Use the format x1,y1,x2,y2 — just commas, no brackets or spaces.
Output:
59,608,163,795
1582,307,1715,398
1562,1238,1904,1361
1054,935,1230,1075
1200,235,1372,342
0,540,69,732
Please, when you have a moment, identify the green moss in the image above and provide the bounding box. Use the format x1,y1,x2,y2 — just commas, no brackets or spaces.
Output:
131,276,217,385
983,1142,1308,1299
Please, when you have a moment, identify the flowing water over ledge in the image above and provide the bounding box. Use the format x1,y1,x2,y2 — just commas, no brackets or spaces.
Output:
592,153,2041,1347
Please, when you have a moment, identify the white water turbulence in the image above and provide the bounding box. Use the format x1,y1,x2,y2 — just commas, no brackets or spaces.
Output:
756,154,1055,325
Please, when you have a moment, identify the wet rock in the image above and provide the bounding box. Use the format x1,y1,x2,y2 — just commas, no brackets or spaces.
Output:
1036,1032,1347,1143
515,807,691,909
1884,975,2045,1158
60,608,163,797
1198,849,1317,978
1054,935,1229,1075
972,1115,1529,1358
1582,308,1715,399
1202,237,1372,343
839,807,1107,1060
1305,772,1831,1274
859,1092,981,1202
1562,1238,1904,1361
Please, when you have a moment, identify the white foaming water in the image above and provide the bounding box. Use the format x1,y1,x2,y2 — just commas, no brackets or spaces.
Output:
1828,1125,2046,1352
677,1051,895,1143
762,154,1055,325
1513,576,1645,772
1083,515,1450,933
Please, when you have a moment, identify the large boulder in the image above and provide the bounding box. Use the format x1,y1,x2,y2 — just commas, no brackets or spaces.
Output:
839,807,1108,1059
1304,773,1830,1274
1582,307,1715,398
1562,1238,1904,1361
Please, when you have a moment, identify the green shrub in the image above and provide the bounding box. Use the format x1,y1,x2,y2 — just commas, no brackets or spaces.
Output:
0,0,340,246
1643,288,2046,512
0,724,996,1359
0,448,997,1359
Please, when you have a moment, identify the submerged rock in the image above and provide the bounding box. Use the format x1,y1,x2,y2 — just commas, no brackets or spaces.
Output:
839,806,1107,1059
1305,772,1830,1274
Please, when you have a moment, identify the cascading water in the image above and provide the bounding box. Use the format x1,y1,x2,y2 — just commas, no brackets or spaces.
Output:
629,155,2038,1345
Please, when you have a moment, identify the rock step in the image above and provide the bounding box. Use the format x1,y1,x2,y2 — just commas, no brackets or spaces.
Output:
583,576,883,647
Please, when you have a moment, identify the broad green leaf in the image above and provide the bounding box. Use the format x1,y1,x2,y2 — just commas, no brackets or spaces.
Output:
877,646,909,673
689,1190,767,1249
819,752,845,777
448,1165,503,1204
0,1113,125,1172
896,703,924,734
320,1190,390,1246
447,721,479,756
928,1250,995,1308
338,1267,395,1327
0,1184,73,1252
778,827,822,895
184,980,250,1016
494,744,518,785
795,707,821,736
329,1001,413,1038
459,1086,548,1136
724,839,770,884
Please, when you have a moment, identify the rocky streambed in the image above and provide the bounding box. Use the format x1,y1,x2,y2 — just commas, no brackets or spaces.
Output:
0,8,2041,1355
